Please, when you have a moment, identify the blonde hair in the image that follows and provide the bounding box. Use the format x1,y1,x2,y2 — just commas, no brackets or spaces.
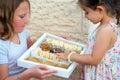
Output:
0,0,30,40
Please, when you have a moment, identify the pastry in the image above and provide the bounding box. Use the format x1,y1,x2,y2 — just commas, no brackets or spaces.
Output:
56,63,69,69
42,60,55,66
37,50,62,62
26,56,41,63
40,43,50,51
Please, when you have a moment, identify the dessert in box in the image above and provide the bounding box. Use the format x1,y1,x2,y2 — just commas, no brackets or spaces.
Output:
17,33,85,78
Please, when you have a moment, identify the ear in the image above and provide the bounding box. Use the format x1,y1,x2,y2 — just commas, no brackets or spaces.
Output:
96,5,105,14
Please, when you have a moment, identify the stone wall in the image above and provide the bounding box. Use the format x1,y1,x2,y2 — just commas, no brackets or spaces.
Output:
28,0,90,44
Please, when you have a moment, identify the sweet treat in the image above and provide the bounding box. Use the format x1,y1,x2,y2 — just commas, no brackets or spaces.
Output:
28,37,82,69
42,60,55,66
26,56,41,63
36,50,62,62
50,47,63,53
40,43,50,51
45,37,82,53
56,63,69,69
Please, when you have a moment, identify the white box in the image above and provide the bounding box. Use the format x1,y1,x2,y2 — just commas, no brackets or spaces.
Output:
17,33,85,78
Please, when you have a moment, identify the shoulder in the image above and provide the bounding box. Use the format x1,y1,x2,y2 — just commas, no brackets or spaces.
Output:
0,39,9,49
0,40,8,54
96,25,115,38
95,25,117,48
0,40,9,64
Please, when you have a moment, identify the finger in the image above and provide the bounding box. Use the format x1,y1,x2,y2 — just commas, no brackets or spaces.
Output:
65,50,70,53
56,53,63,56
41,69,57,76
40,73,53,79
44,69,57,73
40,70,57,78
56,53,61,56
37,65,48,70
56,53,64,58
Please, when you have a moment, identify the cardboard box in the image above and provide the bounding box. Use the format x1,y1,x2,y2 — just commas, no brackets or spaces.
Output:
17,33,85,78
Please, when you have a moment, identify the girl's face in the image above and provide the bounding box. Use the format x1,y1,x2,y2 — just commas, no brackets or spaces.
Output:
81,4,103,24
12,1,29,33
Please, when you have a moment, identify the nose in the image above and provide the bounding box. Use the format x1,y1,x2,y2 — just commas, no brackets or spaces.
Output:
85,14,87,18
24,16,29,25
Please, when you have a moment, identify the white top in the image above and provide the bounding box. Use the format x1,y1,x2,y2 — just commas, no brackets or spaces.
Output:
0,28,28,75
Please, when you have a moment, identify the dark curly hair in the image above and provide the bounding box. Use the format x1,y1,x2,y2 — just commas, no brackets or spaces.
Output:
78,0,120,25
0,0,30,40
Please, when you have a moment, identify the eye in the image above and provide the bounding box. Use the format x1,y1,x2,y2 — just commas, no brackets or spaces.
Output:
20,15,25,18
85,11,88,14
19,14,27,18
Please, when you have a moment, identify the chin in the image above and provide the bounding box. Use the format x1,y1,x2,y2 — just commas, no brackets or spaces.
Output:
92,21,100,24
16,29,24,33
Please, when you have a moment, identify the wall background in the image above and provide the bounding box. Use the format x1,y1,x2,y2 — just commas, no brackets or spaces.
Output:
27,0,92,44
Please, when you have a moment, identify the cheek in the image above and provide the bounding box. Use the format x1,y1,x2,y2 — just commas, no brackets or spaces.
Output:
13,19,21,26
90,17,100,24
12,18,24,32
89,13,102,23
85,14,93,21
13,18,23,27
94,13,102,22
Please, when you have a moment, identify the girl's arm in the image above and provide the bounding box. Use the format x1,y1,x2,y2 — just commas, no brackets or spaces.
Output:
57,26,116,65
0,64,31,80
27,37,34,48
0,64,57,80
70,28,111,65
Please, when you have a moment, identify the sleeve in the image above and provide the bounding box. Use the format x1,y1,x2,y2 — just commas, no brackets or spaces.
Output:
0,41,8,64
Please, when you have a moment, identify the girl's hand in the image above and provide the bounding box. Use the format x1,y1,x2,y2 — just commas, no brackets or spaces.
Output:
25,65,57,79
58,34,73,41
57,51,70,60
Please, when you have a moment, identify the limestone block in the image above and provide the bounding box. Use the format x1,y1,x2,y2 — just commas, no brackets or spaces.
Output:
28,0,89,44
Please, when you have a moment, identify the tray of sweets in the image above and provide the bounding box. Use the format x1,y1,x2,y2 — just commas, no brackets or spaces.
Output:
17,33,85,78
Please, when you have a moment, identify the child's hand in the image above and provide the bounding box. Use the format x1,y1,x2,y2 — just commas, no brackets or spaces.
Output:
57,51,70,61
27,65,57,79
58,34,73,41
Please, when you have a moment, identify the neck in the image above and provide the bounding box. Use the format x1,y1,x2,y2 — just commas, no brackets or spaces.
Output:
101,16,114,25
10,33,20,44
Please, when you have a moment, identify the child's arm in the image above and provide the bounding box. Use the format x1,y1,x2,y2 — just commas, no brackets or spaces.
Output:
27,37,34,48
0,64,25,80
57,26,116,65
71,28,111,65
0,64,57,80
